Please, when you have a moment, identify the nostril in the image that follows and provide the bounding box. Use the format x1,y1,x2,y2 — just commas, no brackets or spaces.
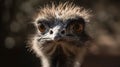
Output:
61,30,65,34
50,30,53,34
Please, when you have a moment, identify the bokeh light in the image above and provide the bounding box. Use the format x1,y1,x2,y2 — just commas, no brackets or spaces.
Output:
5,37,15,49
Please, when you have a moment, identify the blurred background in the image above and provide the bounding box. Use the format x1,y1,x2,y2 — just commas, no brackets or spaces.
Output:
0,0,120,67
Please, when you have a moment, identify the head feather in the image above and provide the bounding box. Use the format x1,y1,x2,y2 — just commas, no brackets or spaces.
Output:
34,2,92,22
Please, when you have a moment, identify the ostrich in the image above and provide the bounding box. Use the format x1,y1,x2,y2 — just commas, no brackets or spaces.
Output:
28,2,92,67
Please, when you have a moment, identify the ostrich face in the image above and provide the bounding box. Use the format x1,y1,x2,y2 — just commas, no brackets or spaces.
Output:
33,17,89,57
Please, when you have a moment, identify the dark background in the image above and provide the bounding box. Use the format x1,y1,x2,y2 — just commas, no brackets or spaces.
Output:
0,0,120,67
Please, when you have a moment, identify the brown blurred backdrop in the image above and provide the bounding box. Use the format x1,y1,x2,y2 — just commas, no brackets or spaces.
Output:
0,0,120,67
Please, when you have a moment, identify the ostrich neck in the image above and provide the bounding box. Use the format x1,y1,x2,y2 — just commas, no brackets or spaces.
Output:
50,45,77,67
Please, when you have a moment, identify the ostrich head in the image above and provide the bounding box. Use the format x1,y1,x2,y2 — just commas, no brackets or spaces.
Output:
28,2,92,67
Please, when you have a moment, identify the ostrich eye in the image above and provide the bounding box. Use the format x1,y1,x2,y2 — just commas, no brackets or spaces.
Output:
38,23,46,33
67,20,84,33
72,23,83,33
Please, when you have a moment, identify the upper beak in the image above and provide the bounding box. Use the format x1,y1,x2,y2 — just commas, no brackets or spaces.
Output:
52,34,62,41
